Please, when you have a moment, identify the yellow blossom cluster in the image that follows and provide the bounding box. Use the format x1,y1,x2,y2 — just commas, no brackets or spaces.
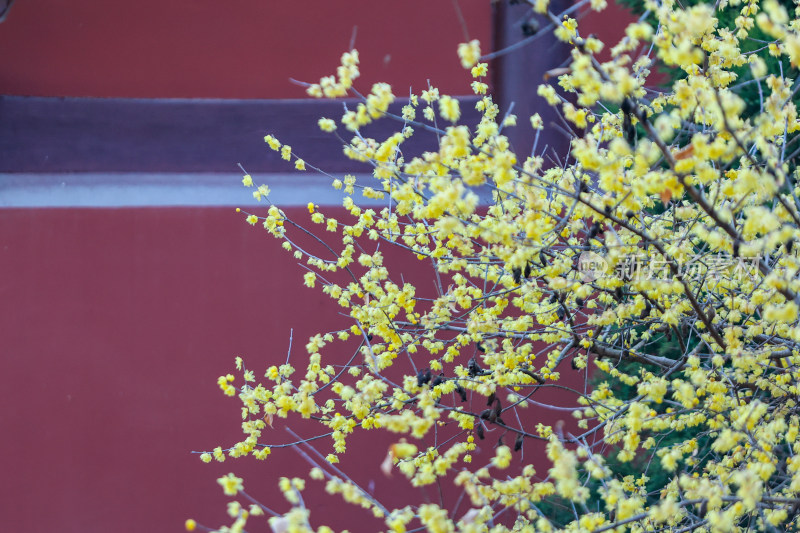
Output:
196,1,800,531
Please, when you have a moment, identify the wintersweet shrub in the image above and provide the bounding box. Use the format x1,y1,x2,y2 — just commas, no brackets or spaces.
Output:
193,0,800,531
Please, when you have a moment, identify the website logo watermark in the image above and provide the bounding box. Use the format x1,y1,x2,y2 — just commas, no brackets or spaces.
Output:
578,251,609,282
577,253,761,282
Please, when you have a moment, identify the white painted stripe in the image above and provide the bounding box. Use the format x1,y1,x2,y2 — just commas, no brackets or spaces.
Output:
0,173,388,208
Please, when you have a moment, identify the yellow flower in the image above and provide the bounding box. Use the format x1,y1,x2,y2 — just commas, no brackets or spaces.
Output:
246,215,258,225
764,302,799,323
471,81,488,95
457,39,481,69
421,87,439,104
264,135,281,150
295,159,306,171
439,95,461,122
537,84,560,105
241,174,253,187
533,0,549,13
318,118,337,132
216,473,243,496
471,63,488,77
555,18,578,42
493,445,512,468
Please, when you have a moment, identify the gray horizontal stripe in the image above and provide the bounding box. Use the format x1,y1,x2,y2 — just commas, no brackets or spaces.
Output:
0,173,389,208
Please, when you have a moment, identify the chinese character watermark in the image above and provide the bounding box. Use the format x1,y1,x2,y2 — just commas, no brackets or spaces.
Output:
576,253,761,282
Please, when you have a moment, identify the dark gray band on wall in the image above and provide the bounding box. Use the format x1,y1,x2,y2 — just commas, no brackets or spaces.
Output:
0,95,482,174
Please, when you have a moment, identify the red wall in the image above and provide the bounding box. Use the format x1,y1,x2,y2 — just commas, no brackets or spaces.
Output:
0,207,585,532
0,2,633,530
0,0,491,98
0,207,389,531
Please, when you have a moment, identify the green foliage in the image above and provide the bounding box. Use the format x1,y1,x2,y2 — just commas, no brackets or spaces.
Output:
619,0,799,116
